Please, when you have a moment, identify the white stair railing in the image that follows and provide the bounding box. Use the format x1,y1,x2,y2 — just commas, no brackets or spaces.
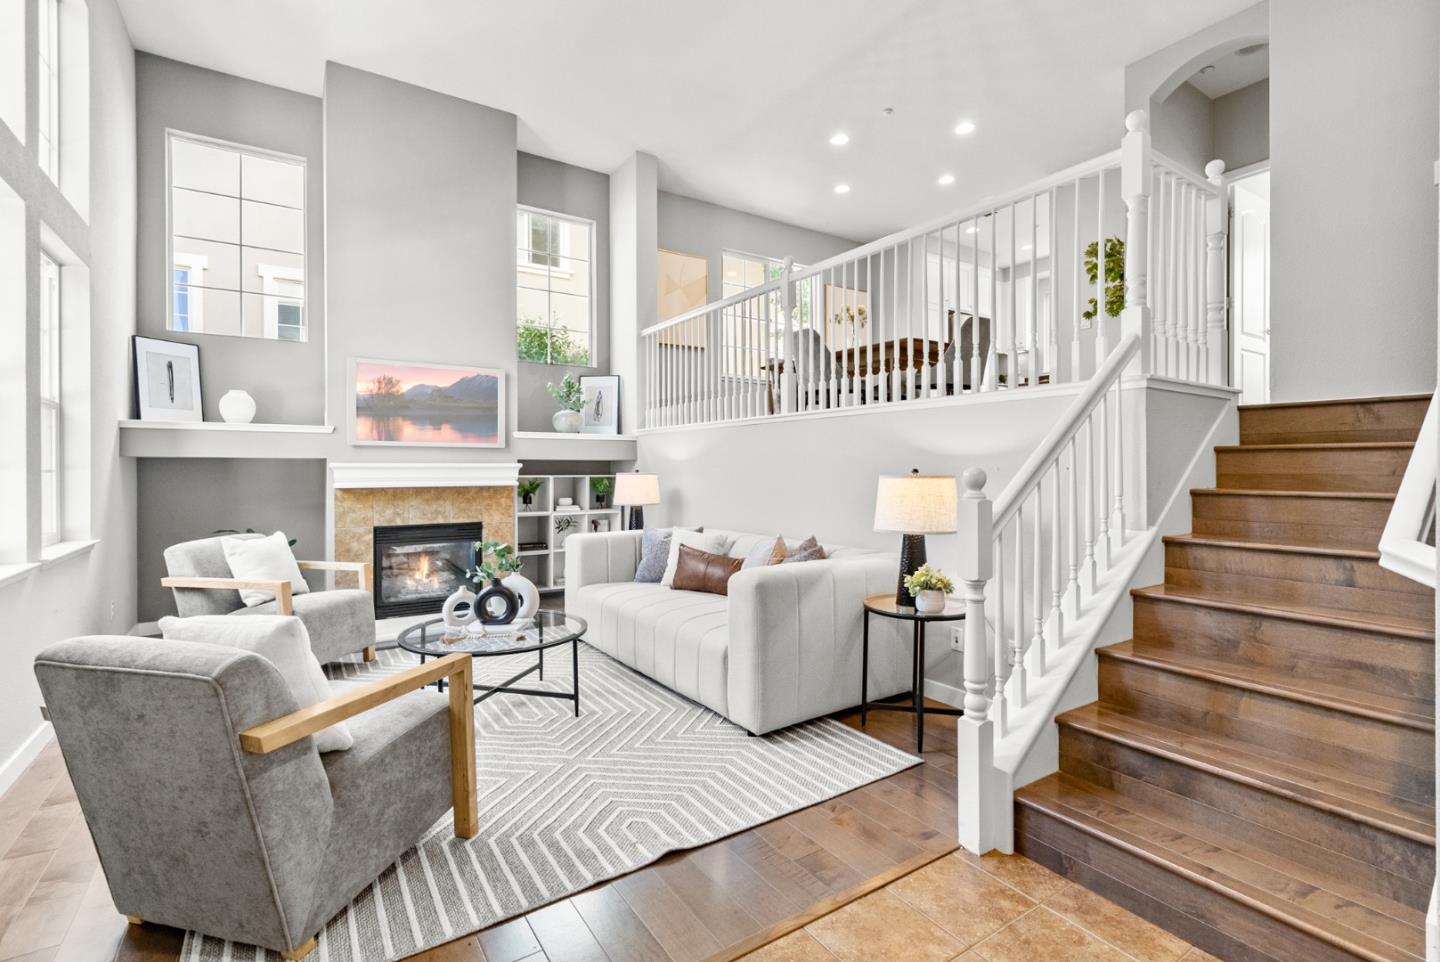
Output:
956,333,1142,853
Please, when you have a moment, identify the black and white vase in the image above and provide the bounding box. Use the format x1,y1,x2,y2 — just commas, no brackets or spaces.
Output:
474,577,519,625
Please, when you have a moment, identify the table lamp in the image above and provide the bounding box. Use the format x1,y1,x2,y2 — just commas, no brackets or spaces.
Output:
614,471,660,530
874,469,958,607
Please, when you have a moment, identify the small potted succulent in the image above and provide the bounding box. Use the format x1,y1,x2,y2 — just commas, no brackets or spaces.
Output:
590,476,613,508
517,478,543,511
547,374,588,433
903,564,954,613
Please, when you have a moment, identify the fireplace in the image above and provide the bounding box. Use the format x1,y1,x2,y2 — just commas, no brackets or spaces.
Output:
372,522,484,618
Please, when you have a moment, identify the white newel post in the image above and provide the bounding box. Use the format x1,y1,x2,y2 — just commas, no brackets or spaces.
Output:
779,256,796,414
1204,160,1228,387
1120,110,1153,377
956,468,1001,853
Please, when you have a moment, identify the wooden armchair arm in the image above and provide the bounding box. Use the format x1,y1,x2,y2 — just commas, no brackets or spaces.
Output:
161,576,293,615
296,559,373,592
238,653,477,838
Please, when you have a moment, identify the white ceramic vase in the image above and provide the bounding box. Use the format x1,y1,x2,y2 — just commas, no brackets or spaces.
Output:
441,586,477,631
553,409,582,433
503,572,540,620
218,389,257,424
914,589,946,613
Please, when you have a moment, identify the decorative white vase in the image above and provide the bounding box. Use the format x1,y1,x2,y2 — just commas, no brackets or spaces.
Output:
914,589,946,613
441,586,477,632
553,409,582,433
218,389,257,424
503,572,540,620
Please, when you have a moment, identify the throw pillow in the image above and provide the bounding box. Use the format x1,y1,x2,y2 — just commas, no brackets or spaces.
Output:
783,535,828,564
662,530,732,586
741,535,788,569
158,614,354,753
634,526,701,583
671,544,744,595
221,531,310,607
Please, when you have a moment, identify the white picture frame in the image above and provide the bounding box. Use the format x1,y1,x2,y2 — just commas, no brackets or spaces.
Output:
133,335,204,422
580,374,620,434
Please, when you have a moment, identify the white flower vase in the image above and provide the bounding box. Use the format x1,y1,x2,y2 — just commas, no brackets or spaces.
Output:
503,572,540,620
441,586,477,632
553,409,582,433
914,589,946,613
218,389,257,424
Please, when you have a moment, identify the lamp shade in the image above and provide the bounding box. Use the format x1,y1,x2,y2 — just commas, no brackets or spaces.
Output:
874,470,957,534
613,472,661,507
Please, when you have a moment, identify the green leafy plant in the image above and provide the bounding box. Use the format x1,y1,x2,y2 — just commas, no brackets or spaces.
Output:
903,563,954,596
214,527,296,548
517,478,543,500
1081,236,1125,322
518,317,590,366
469,539,523,584
547,373,588,412
589,477,613,497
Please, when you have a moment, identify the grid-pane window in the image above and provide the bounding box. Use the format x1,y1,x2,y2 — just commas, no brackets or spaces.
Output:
516,207,593,365
39,252,60,545
168,132,306,340
720,252,806,374
37,0,58,180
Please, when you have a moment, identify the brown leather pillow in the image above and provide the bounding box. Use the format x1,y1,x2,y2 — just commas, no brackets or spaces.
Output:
671,543,744,595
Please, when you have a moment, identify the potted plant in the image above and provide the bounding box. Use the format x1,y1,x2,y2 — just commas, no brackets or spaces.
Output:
903,564,954,613
1082,236,1125,326
467,540,537,625
517,478,542,511
547,374,588,433
590,476,613,508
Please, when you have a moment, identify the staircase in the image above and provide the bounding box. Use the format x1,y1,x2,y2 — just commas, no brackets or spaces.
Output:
1014,394,1436,962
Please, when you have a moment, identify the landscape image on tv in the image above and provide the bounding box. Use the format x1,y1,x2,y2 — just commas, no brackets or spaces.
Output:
353,360,502,446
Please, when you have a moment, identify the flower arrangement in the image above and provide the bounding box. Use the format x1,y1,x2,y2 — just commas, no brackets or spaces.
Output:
903,563,953,596
469,540,523,584
547,374,588,413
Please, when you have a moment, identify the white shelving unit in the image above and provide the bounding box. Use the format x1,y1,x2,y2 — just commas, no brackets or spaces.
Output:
514,474,621,593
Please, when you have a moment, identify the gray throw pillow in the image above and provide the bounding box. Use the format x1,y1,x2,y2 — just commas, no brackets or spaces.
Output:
635,526,702,582
782,535,827,564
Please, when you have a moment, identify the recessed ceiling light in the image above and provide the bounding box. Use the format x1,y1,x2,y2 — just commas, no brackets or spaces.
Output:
829,132,850,146
833,183,851,194
1021,243,1034,251
954,120,976,136
937,173,955,186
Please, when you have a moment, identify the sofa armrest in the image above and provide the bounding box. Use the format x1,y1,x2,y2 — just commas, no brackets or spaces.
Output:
296,559,372,592
726,555,909,734
564,531,643,599
161,576,293,615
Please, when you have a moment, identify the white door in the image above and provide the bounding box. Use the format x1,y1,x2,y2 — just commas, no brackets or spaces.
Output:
1231,171,1270,404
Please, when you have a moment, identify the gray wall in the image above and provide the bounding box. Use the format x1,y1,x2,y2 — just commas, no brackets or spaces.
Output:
657,190,861,302
516,151,611,432
1212,78,1269,171
1270,0,1438,400
136,459,327,621
135,53,326,424
1152,81,1214,172
324,62,520,449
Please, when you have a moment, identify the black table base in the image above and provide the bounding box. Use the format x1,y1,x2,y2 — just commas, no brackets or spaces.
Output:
861,604,964,753
422,636,580,716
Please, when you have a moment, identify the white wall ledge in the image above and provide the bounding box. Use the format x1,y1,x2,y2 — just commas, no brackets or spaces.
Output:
329,461,523,488
40,539,100,567
119,419,336,433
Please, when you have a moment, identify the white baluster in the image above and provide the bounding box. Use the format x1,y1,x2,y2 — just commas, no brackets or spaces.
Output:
984,212,999,392
1120,110,1152,378
1113,379,1126,542
1083,411,1097,588
1094,168,1109,363
956,467,997,855
1030,487,1045,675
970,218,982,393
1066,436,1081,620
1205,159,1228,386
1098,389,1112,569
1048,188,1059,382
1028,194,1039,386
1008,203,1017,389
1070,179,1083,381
1011,511,1026,708
992,530,1007,735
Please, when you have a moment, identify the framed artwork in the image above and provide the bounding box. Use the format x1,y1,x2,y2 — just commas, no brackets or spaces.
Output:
580,374,620,434
823,284,870,346
350,358,506,448
656,248,708,348
590,517,611,533
133,335,203,422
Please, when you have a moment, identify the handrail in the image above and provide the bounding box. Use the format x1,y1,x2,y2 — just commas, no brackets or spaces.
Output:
991,335,1139,531
640,278,783,337
1378,394,1436,587
1151,149,1221,195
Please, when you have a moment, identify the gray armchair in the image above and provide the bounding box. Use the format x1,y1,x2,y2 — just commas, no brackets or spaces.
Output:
34,635,477,960
163,534,376,664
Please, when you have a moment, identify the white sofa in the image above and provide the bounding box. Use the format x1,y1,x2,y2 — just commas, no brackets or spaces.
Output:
564,529,913,735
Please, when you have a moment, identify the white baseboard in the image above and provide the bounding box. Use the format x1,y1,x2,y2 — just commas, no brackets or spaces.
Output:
923,677,964,709
0,723,54,798
133,621,159,637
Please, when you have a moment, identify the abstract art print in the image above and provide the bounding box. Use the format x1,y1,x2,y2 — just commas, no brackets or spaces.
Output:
350,358,506,448
580,375,619,434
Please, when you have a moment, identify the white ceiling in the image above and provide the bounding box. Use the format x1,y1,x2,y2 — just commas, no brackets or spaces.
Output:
1187,42,1270,98
116,0,1258,240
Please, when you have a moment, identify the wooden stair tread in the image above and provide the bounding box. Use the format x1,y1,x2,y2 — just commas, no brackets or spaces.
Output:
1239,394,1433,412
1217,442,1416,452
1162,533,1382,560
1099,641,1434,729
1191,488,1397,501
1132,584,1436,639
1057,704,1436,842
1016,773,1426,962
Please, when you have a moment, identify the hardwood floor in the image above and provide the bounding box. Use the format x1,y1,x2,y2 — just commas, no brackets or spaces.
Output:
0,701,961,962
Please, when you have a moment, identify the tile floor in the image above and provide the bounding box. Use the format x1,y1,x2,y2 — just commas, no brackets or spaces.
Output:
740,848,1220,962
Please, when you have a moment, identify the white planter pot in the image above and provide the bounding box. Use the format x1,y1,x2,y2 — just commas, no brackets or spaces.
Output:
503,572,541,620
218,389,257,424
914,589,947,613
552,409,583,433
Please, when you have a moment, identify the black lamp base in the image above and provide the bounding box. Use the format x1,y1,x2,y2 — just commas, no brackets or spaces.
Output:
626,506,645,530
896,533,927,608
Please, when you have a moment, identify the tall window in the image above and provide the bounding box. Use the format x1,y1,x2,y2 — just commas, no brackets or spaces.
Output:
720,251,809,374
516,207,593,365
39,251,60,545
37,0,59,180
167,132,306,341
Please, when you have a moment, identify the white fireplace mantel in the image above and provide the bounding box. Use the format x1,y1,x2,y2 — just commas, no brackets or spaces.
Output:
329,461,523,489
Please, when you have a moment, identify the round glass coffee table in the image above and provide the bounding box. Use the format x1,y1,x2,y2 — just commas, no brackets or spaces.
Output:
396,610,588,715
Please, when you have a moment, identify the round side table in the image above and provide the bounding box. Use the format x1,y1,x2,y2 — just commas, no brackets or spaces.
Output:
861,593,966,753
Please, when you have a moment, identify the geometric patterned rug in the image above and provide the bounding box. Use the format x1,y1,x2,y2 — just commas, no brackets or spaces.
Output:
180,644,920,962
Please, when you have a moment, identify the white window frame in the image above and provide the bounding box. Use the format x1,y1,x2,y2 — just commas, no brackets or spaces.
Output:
515,204,595,365
165,129,307,341
38,250,60,546
36,0,59,181
720,250,806,376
